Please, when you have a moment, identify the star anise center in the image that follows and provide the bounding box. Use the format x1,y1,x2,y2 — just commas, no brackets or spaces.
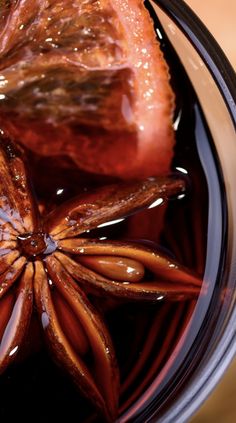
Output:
17,232,57,259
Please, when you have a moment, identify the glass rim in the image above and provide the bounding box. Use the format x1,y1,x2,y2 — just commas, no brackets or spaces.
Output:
145,1,236,422
153,0,236,128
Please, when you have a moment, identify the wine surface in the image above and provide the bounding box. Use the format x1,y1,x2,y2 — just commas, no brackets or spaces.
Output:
0,2,220,423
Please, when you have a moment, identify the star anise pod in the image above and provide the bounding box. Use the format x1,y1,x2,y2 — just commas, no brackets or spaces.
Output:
0,135,202,421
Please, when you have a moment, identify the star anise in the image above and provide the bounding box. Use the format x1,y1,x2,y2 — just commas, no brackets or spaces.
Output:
0,135,202,421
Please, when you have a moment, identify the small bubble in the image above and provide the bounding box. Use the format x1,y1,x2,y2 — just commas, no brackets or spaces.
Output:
9,346,19,357
56,188,64,196
169,263,177,269
41,312,50,329
156,295,164,301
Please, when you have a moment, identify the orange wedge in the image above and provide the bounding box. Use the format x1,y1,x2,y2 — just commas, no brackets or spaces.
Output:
0,0,175,178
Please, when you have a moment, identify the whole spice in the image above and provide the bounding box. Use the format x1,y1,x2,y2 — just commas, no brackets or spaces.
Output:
0,135,202,421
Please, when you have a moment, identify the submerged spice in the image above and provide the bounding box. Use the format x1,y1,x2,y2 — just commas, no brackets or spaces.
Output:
0,135,202,421
0,1,207,422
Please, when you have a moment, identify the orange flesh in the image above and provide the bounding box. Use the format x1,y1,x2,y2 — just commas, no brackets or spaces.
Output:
0,0,175,178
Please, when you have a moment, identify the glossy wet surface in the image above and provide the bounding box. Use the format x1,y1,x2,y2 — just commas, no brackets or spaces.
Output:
0,1,214,422
0,0,175,179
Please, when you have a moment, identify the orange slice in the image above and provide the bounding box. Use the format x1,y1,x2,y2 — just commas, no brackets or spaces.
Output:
0,0,175,178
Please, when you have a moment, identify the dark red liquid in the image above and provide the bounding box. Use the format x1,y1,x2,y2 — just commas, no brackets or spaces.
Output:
0,3,219,423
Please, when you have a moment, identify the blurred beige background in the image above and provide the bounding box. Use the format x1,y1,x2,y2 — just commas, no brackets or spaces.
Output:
185,1,236,422
185,0,236,69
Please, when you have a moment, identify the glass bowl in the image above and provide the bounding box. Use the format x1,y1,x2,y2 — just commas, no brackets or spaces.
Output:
120,1,236,422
